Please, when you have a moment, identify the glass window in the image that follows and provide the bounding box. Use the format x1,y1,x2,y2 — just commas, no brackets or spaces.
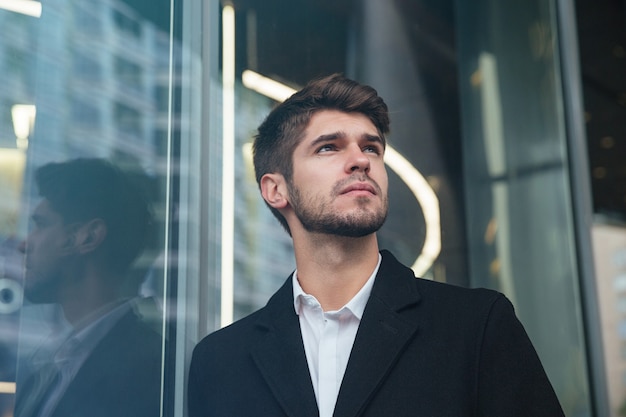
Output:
0,1,174,416
114,102,143,137
72,52,102,84
73,4,103,36
112,9,143,39
70,99,101,129
114,56,143,93
455,2,592,413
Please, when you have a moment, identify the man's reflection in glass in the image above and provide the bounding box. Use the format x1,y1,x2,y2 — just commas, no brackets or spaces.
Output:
14,158,162,417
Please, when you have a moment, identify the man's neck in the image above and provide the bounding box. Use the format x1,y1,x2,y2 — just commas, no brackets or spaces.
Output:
58,269,122,325
293,233,380,311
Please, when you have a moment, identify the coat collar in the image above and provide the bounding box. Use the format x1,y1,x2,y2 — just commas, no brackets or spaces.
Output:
335,250,421,416
251,274,319,417
251,250,422,417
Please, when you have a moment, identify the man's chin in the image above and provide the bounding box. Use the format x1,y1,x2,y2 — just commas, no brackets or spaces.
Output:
23,291,51,304
332,225,381,238
303,215,387,238
23,282,56,304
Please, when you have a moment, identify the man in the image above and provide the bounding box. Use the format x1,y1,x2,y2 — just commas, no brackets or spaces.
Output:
15,158,162,417
188,74,565,416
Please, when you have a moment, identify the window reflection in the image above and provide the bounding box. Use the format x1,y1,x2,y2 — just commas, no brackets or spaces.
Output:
0,0,175,416
14,158,162,417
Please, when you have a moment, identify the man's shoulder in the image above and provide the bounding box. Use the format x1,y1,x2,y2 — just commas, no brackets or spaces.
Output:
415,277,503,303
85,305,164,370
412,277,512,324
379,249,504,307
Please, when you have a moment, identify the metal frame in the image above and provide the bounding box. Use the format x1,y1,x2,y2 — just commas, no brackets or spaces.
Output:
556,0,609,415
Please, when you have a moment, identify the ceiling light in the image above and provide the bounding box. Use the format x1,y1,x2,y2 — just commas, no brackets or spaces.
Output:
0,0,42,17
242,70,297,102
11,104,36,150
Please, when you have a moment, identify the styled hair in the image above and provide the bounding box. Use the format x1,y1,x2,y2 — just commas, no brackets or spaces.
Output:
35,158,153,274
253,73,390,233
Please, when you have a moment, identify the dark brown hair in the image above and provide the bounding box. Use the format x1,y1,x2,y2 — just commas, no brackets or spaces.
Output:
253,73,390,233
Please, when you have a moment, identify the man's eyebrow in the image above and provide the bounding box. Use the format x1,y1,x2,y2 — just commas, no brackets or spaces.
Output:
363,133,384,146
309,132,345,148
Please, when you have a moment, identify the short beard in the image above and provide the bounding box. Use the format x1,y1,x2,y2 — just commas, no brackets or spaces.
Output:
288,179,388,238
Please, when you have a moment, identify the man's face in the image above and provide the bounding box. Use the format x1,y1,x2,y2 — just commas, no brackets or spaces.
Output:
287,110,389,237
19,199,73,303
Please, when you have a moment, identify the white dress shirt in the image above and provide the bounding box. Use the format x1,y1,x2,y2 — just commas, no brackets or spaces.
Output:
293,254,381,417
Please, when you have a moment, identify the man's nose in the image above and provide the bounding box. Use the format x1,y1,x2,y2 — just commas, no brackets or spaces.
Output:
345,145,370,173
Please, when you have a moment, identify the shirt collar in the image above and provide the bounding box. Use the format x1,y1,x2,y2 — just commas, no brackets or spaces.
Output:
293,253,382,320
56,299,132,361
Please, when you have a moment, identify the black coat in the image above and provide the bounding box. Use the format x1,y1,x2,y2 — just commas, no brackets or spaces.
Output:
188,250,564,417
17,307,163,417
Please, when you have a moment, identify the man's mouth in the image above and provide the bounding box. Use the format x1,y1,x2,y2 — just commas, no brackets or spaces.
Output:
340,182,377,196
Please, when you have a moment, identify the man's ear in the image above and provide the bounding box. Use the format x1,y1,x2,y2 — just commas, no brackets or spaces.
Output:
260,173,289,209
72,219,107,254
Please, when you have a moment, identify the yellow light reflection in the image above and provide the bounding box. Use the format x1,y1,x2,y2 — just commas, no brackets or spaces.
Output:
242,70,296,102
478,52,516,304
383,146,440,277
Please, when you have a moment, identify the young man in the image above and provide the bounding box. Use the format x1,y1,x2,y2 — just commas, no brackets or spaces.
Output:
188,74,565,416
15,158,162,417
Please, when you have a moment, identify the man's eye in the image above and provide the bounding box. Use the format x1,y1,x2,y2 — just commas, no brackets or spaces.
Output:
317,144,335,153
364,145,381,154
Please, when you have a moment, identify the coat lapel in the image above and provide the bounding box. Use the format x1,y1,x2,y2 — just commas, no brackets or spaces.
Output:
333,251,421,417
251,277,319,417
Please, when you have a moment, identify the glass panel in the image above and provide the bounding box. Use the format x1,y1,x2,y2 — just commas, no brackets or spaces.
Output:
576,0,626,414
0,6,40,416
0,0,177,415
591,222,626,416
456,0,592,415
